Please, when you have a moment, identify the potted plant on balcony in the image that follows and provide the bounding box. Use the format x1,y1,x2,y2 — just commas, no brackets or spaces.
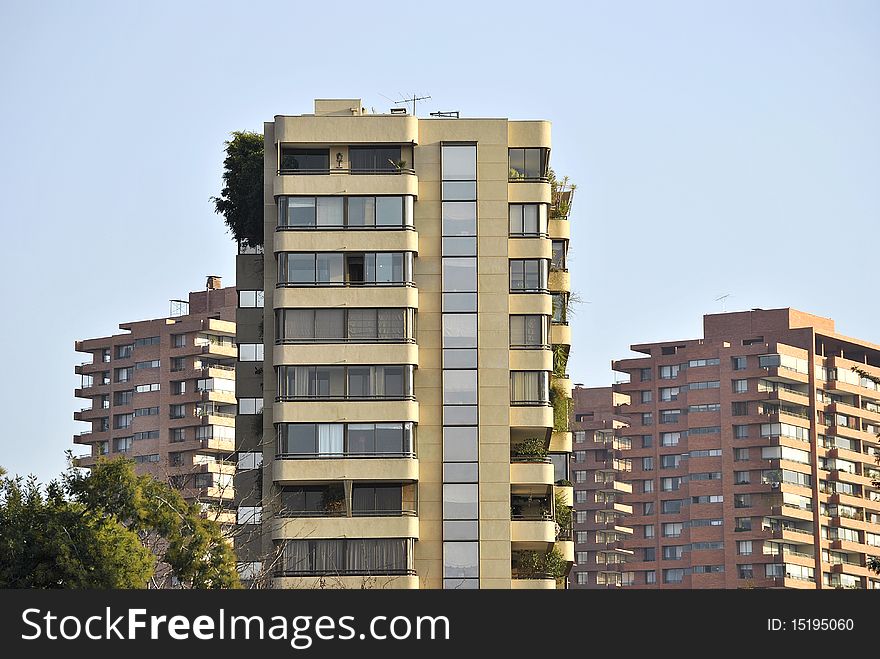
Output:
511,437,548,462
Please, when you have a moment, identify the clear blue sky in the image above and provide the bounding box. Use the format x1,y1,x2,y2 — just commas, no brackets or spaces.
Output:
1,1,877,482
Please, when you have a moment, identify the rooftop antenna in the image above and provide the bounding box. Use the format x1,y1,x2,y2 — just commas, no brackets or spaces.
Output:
170,299,189,318
386,92,431,116
715,293,732,312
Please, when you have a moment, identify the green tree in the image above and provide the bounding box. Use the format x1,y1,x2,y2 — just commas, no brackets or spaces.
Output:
0,458,240,589
211,130,264,248
0,474,153,588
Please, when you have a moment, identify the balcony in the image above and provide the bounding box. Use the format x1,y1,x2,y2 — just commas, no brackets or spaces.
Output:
554,483,573,507
274,575,419,590
270,515,418,541
509,404,553,430
549,431,572,453
275,285,419,311
275,169,418,198
273,456,418,484
511,578,556,589
602,501,633,515
552,377,573,399
510,460,555,487
274,399,419,424
550,323,571,346
548,269,570,293
510,518,557,547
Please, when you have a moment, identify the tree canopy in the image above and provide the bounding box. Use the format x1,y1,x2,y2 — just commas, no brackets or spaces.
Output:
0,457,239,589
212,130,264,248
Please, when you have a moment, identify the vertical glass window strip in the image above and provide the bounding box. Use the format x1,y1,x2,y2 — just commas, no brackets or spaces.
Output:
441,143,479,589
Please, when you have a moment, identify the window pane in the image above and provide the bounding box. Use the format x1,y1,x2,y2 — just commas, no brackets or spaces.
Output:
377,309,405,339
287,198,316,227
286,254,315,283
442,293,477,312
347,197,375,226
523,149,541,178
443,405,478,425
315,309,344,339
442,181,477,200
443,314,477,348
441,145,476,180
285,309,314,339
442,237,477,256
443,258,477,292
376,423,404,453
348,424,375,453
444,541,479,578
443,349,477,368
444,521,478,541
316,253,344,283
443,370,477,405
317,197,343,227
443,484,479,520
375,197,403,226
523,205,539,233
442,202,477,236
444,463,479,482
509,204,523,234
348,309,377,339
443,427,478,461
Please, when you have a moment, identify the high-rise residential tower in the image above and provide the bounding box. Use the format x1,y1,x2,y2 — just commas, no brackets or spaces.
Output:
233,98,575,589
604,308,880,589
74,278,237,519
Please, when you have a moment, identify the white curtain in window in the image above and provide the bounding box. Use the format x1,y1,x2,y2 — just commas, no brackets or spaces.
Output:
318,424,343,456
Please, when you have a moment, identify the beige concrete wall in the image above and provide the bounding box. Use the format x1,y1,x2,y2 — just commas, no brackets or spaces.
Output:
274,115,418,146
274,229,419,254
273,400,419,424
274,286,418,310
508,121,551,149
270,515,419,540
274,343,418,368
273,457,418,483
274,173,418,198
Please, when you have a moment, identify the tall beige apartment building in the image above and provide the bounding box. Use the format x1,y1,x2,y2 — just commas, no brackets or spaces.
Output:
74,279,237,519
233,98,575,589
581,308,880,589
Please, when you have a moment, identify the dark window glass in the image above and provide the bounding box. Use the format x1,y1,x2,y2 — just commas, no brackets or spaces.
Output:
349,146,401,172
281,148,329,171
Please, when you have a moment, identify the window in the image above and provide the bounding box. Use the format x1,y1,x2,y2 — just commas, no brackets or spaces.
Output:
509,204,548,236
640,368,652,382
738,564,754,579
663,569,684,584
643,502,655,515
661,500,684,514
238,398,263,415
114,413,133,429
645,570,657,584
734,494,752,509
575,490,588,504
135,360,160,369
114,436,133,453
732,356,747,370
134,336,160,347
737,540,753,556
510,371,549,405
692,495,723,504
642,435,653,448
238,344,264,361
277,308,413,344
277,196,411,229
640,390,653,403
660,455,681,469
660,432,681,447
642,412,653,426
280,147,329,171
659,365,680,380
133,454,160,464
169,380,185,395
277,423,413,457
734,448,749,461
134,406,159,417
114,390,133,406
171,357,186,372
239,290,265,307
688,380,720,390
551,293,568,324
116,344,133,359
349,146,401,173
278,252,412,286
732,379,748,393
688,358,719,368
508,147,549,180
734,470,751,485
575,510,588,524
509,259,548,292
170,404,186,419
734,424,749,439
643,479,655,493
663,523,683,538
509,315,549,348
735,517,752,532
642,457,654,471
550,240,567,271
115,367,133,383
689,403,720,413
661,477,682,492
660,409,681,424
659,387,679,402
575,572,589,585
171,428,186,443
169,452,183,467
573,451,586,463
644,547,657,561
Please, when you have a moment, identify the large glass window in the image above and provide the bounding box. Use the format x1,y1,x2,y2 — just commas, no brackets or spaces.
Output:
510,315,549,348
349,146,402,173
442,202,477,236
509,204,548,236
510,259,548,292
278,365,413,400
508,148,550,180
443,370,477,405
510,371,550,405
443,258,477,292
278,252,412,286
278,196,411,229
280,148,329,172
278,539,411,576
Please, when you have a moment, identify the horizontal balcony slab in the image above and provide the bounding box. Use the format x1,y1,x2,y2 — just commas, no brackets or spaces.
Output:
274,343,418,367
274,114,419,146
551,324,571,346
508,182,551,204
273,400,419,424
270,515,418,540
549,431,572,453
508,237,552,260
273,574,419,590
275,172,418,198
273,457,419,483
554,484,573,507
548,219,570,240
511,519,556,546
510,461,555,487
510,349,552,372
509,293,551,315
511,578,556,589
274,286,418,310
274,229,419,254
548,269,570,293
510,405,553,430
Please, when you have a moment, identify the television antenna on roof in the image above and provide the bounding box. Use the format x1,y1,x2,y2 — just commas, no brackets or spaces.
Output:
380,92,432,116
714,293,732,312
